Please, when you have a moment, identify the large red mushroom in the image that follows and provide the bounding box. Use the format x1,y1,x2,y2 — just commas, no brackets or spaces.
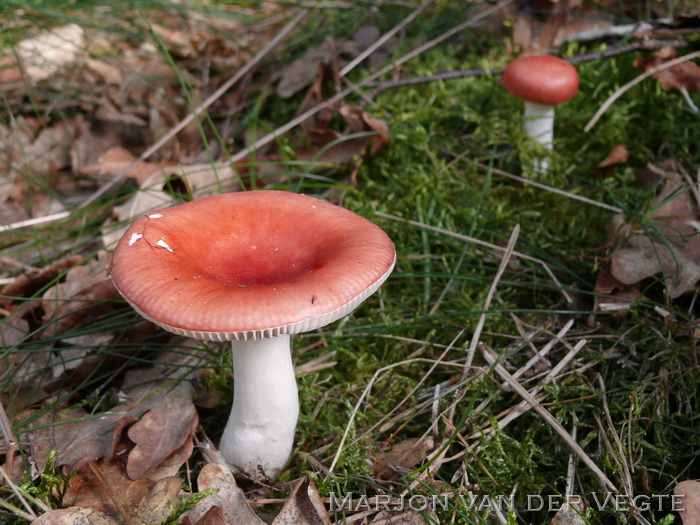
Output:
110,191,396,479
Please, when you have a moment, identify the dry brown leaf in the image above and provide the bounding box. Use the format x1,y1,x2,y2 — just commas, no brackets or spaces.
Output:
373,436,434,480
550,499,586,524
184,463,265,525
82,146,165,185
609,169,700,298
634,46,700,92
30,507,120,525
297,104,390,166
41,252,118,340
675,480,700,525
62,459,156,521
0,118,76,178
26,373,196,474
0,315,29,348
272,476,331,525
1,255,82,306
185,506,229,525
134,475,182,524
126,381,198,480
71,130,130,182
28,407,128,473
63,459,181,523
276,29,392,99
592,261,644,314
85,58,125,86
596,144,629,168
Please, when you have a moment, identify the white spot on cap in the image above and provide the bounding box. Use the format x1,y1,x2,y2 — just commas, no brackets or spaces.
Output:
156,239,174,252
148,213,164,219
128,233,143,246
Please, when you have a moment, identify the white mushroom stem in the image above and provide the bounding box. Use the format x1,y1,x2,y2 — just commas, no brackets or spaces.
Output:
219,334,299,479
522,101,555,172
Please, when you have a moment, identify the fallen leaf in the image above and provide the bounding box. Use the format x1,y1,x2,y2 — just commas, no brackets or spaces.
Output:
596,144,629,168
372,436,434,480
29,407,130,473
41,252,118,341
184,463,265,525
550,499,586,524
296,104,390,166
126,381,199,480
272,476,331,525
634,46,700,92
675,480,700,525
133,475,182,524
609,169,700,298
277,43,333,99
184,506,228,525
83,146,166,185
1,255,82,307
593,260,643,314
62,459,156,521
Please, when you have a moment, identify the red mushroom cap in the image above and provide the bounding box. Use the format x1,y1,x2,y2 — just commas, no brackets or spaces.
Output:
503,55,579,106
110,191,396,341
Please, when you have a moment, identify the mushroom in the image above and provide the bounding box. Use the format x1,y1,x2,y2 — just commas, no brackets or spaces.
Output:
502,54,579,172
109,191,395,479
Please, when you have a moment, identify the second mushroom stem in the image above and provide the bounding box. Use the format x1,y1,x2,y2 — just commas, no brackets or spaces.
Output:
219,334,300,479
523,101,555,172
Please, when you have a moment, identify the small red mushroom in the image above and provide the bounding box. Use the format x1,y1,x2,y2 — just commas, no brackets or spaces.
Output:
110,191,396,479
503,55,579,172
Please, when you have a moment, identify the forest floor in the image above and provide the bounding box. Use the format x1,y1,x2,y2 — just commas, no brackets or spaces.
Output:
0,1,698,524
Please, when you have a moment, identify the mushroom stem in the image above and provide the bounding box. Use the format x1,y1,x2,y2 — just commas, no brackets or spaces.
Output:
219,334,299,479
522,101,555,172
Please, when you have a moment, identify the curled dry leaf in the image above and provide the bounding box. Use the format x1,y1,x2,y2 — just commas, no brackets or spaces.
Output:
272,476,331,525
596,144,629,169
63,459,181,524
41,252,118,342
184,463,265,525
276,27,393,99
592,260,644,314
133,475,182,525
27,407,120,473
63,459,156,519
25,377,197,476
296,104,390,167
550,499,586,524
675,480,700,525
183,506,228,525
372,436,434,480
1,255,82,307
126,381,199,480
634,46,700,92
608,169,700,298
